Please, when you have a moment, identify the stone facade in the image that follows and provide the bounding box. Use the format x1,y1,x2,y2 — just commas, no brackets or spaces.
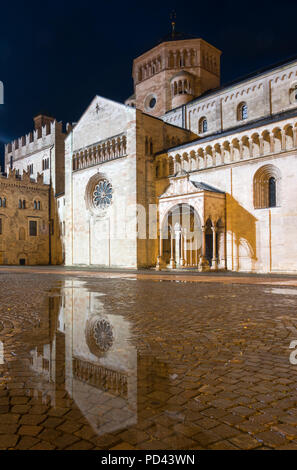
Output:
65,96,192,268
4,114,65,265
3,31,297,272
0,170,50,265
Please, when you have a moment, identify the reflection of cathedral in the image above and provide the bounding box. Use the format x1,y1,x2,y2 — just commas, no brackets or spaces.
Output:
5,23,297,272
22,279,176,443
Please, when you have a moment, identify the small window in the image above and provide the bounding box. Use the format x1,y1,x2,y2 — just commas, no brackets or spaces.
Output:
199,117,207,133
3,198,6,208
37,201,40,210
29,220,37,236
238,102,248,121
18,200,22,209
34,201,37,210
0,198,2,208
10,156,13,170
0,219,2,235
22,200,26,209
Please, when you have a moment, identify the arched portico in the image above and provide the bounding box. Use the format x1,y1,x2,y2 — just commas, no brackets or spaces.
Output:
156,174,226,271
159,203,202,268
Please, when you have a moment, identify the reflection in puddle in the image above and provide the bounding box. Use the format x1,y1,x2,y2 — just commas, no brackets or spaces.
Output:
265,287,297,295
29,280,137,436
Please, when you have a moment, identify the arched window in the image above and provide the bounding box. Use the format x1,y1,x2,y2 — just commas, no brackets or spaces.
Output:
238,102,248,121
3,198,6,208
34,201,37,210
18,200,22,209
22,200,26,209
199,117,207,133
254,165,281,209
0,198,2,208
37,201,40,210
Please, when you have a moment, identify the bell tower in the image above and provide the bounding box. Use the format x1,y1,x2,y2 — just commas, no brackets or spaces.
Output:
126,20,222,117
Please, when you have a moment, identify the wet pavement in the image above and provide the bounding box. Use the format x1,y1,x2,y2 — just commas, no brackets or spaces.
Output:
1,267,297,450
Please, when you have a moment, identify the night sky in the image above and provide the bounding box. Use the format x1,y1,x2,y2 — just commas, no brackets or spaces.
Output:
1,0,297,167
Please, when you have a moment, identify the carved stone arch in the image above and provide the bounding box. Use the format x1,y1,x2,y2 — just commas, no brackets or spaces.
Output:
283,123,294,149
189,150,197,171
261,130,271,154
241,136,250,159
174,153,182,173
168,156,175,175
251,133,260,157
231,138,240,161
181,152,189,172
214,143,222,165
205,145,213,167
222,141,230,163
253,164,281,209
272,127,282,152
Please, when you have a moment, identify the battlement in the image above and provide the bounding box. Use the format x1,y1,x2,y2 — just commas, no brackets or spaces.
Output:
0,168,46,187
5,119,63,160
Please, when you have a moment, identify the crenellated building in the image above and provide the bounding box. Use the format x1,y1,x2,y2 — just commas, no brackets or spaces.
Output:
3,114,66,265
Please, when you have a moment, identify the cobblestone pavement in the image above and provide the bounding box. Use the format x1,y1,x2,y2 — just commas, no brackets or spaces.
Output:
1,267,297,450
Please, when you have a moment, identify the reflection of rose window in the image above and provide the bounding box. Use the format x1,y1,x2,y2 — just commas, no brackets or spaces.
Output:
93,319,114,352
93,180,112,209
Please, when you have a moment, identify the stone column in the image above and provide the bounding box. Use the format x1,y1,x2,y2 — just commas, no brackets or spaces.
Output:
293,127,297,148
230,143,234,162
198,226,209,271
270,133,274,153
281,129,286,151
156,229,163,271
183,229,187,266
218,229,226,270
239,141,244,160
248,138,253,158
169,227,176,269
175,227,181,266
211,227,218,270
259,136,264,156
180,231,184,266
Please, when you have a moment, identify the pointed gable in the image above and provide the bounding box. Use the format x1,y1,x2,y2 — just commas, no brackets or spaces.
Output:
72,95,136,151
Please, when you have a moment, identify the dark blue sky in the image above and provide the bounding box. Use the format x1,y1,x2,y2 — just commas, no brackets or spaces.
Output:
1,0,297,166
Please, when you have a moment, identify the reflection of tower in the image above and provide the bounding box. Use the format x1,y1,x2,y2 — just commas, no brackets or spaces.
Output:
28,293,63,404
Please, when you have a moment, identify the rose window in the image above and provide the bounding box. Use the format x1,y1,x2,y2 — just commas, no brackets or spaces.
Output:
93,180,112,209
93,319,114,352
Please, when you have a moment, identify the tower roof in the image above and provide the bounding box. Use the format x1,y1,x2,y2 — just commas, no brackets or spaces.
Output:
156,30,199,45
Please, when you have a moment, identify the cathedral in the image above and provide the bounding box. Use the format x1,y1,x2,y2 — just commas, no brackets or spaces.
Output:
4,26,297,273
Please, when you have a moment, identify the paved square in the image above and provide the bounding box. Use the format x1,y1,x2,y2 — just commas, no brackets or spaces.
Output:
0,267,297,449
